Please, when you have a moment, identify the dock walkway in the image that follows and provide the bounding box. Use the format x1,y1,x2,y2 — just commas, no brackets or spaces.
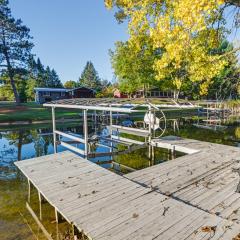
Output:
127,136,240,224
15,148,240,239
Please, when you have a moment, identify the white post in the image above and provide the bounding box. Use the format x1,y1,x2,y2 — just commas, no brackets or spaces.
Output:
94,110,97,133
148,105,152,142
52,107,57,153
148,105,152,159
83,109,88,157
109,109,113,158
110,110,113,137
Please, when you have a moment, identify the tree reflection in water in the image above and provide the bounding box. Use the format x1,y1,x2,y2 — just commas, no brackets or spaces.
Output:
0,120,240,239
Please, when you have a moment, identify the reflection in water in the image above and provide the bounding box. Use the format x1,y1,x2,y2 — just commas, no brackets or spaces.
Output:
0,119,240,239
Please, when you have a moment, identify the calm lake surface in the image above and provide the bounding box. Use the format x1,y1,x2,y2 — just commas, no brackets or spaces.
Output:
0,118,240,239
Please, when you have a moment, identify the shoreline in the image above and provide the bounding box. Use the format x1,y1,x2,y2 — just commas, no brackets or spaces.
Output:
0,118,81,126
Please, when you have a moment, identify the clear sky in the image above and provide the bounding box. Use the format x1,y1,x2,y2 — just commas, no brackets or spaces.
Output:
9,1,239,84
9,0,128,83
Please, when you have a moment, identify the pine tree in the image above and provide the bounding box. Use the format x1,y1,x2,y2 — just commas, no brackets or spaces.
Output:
36,58,45,87
51,69,62,88
0,0,33,104
79,61,101,91
44,66,52,87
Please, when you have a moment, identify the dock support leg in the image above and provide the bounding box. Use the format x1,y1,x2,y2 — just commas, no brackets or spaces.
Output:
55,208,60,240
27,178,31,202
55,208,59,224
151,145,155,165
52,107,57,153
38,191,42,220
171,146,176,160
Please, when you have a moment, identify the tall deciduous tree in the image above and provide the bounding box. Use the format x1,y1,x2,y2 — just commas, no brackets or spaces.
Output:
105,0,232,97
110,40,163,96
79,61,101,91
64,80,78,89
0,0,33,104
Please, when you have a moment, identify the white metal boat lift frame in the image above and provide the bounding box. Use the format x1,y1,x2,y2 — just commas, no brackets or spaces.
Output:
44,98,163,158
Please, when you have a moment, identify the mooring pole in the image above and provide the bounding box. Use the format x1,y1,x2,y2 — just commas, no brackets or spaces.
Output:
52,107,57,153
83,109,88,157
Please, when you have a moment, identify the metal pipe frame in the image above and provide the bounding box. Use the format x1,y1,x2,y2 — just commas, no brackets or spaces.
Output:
55,130,85,143
52,107,57,153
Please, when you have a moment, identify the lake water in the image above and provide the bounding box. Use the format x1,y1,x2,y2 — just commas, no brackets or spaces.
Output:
0,118,240,239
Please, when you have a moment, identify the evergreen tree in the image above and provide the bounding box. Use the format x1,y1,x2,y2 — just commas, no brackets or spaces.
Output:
35,58,45,87
44,66,52,87
51,69,62,88
79,61,101,91
0,0,33,104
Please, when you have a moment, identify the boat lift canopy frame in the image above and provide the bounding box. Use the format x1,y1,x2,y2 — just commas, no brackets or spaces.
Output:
44,98,157,157
44,98,196,157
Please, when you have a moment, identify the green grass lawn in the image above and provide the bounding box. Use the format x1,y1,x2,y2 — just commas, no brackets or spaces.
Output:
0,102,81,123
0,100,198,123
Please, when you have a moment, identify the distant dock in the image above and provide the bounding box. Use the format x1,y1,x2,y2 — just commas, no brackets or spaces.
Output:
15,137,240,239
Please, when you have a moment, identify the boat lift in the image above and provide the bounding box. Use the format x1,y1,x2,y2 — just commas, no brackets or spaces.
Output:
44,98,167,158
194,101,231,131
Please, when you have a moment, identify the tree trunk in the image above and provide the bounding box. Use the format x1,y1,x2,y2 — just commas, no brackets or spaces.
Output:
4,49,21,105
174,90,180,101
9,74,20,105
17,130,23,161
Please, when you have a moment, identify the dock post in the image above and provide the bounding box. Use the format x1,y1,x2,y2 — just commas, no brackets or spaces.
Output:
94,110,97,133
109,109,113,157
38,191,42,220
171,146,175,159
148,105,152,159
110,110,113,136
27,178,31,202
55,208,59,240
52,107,57,153
55,208,58,223
83,109,88,157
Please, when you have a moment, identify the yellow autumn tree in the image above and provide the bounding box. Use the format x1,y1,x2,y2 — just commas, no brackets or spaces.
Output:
105,0,229,97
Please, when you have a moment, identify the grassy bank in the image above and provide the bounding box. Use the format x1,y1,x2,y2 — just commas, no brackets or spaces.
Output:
0,101,198,124
0,102,81,123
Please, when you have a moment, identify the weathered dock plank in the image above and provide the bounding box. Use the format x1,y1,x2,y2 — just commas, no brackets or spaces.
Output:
15,150,240,239
127,136,240,226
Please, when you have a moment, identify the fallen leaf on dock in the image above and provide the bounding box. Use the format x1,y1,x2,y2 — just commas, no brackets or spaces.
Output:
201,226,216,233
232,233,240,240
132,213,139,218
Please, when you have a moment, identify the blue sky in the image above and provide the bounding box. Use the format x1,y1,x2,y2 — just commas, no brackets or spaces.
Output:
9,1,239,83
10,0,128,83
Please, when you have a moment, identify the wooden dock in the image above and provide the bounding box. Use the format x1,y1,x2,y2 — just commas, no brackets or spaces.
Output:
127,136,240,224
15,140,240,239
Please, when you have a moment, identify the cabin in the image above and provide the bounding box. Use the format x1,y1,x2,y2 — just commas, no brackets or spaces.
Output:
34,88,69,104
113,87,174,98
34,87,95,103
68,87,95,98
